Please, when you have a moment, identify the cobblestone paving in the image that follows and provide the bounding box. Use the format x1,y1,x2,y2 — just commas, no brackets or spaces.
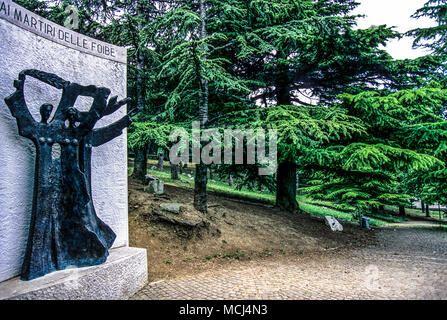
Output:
132,228,447,300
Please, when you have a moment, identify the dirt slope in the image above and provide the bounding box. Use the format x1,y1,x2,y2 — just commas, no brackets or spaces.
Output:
128,178,376,282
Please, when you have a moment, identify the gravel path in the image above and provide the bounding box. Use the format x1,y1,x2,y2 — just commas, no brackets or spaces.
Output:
132,228,447,300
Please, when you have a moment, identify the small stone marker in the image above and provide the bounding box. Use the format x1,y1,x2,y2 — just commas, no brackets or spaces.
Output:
361,216,371,230
324,216,343,232
160,203,183,214
143,174,164,194
144,180,164,194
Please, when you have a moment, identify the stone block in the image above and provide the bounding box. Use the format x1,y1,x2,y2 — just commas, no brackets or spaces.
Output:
144,179,164,195
324,216,343,232
0,247,147,300
160,203,183,214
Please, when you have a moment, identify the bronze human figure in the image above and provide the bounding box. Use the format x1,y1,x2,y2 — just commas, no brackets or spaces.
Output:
4,70,138,280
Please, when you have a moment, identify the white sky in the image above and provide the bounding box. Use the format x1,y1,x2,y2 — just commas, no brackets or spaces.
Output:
353,0,437,59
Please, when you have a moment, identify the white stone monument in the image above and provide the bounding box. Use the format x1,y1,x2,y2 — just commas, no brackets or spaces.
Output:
0,0,147,299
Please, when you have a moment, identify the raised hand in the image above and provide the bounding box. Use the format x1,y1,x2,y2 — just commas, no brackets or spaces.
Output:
4,71,37,138
116,97,131,110
92,103,138,148
104,96,132,116
12,71,26,92
107,96,118,110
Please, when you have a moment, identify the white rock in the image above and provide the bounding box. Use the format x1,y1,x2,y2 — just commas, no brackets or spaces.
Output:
324,216,343,232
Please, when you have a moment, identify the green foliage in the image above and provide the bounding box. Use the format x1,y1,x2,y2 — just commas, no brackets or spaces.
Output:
407,0,447,55
388,55,447,90
155,0,252,122
303,86,447,208
19,0,447,211
16,0,117,39
128,122,184,150
261,105,365,162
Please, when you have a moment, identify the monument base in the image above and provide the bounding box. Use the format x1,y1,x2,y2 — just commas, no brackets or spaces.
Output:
0,247,147,300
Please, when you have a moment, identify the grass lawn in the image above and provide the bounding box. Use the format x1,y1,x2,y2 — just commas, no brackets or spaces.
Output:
130,161,445,229
130,167,393,227
390,206,447,221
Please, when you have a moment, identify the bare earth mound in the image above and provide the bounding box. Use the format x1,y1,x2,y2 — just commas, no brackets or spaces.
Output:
128,178,376,282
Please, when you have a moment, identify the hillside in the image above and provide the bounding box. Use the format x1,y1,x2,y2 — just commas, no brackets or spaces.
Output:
128,177,377,282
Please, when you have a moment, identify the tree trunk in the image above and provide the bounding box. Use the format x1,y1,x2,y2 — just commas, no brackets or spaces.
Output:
194,164,208,213
149,143,157,159
157,149,164,171
425,204,430,218
421,200,425,213
171,163,179,180
274,52,299,212
131,8,146,183
132,144,148,181
179,161,184,174
194,0,209,213
136,42,145,114
276,162,299,212
209,167,213,180
229,174,234,187
399,205,406,216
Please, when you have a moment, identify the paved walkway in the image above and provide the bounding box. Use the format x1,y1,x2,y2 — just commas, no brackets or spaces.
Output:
132,228,447,300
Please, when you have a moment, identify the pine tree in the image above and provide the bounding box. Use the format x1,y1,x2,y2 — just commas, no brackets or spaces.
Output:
213,0,400,211
105,1,173,180
302,86,447,211
407,0,447,55
16,0,119,39
156,0,251,212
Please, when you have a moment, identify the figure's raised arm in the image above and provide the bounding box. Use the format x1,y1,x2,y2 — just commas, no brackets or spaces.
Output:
76,87,111,136
53,82,98,122
21,69,70,90
4,72,37,138
19,69,85,123
92,106,139,147
13,70,107,123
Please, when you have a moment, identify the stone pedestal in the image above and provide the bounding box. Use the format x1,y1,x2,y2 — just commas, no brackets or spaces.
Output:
0,247,147,300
